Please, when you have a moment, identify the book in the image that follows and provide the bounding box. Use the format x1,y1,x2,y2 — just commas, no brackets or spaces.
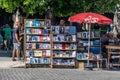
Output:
42,50,46,56
69,26,76,34
26,58,30,63
34,50,42,56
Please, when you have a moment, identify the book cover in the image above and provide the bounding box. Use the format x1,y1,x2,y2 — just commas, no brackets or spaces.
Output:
26,28,30,34
26,58,30,63
43,36,47,42
42,50,46,56
47,36,50,41
77,53,84,59
65,44,69,49
55,26,60,34
45,21,50,27
72,35,76,41
69,26,76,34
44,29,48,34
40,21,45,27
51,26,55,32
34,50,42,56
32,43,36,49
84,53,89,59
46,50,50,56
72,51,76,57
77,32,82,38
64,26,69,34
32,36,38,42
40,36,43,42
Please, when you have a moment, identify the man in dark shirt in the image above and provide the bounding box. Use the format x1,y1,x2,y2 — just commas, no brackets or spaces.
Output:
12,22,21,61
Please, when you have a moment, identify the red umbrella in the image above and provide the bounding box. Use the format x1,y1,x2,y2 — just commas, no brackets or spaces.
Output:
68,12,112,24
69,12,112,68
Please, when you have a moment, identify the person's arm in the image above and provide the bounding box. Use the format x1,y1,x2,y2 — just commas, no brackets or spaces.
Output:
19,32,24,36
15,32,20,45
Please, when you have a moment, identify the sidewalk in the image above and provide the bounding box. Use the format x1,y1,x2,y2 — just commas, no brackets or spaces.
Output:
0,57,25,68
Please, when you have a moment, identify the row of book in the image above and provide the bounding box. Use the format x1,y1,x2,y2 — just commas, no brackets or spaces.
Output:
78,40,100,46
77,53,101,60
26,43,51,49
52,35,76,42
53,51,76,57
53,44,77,50
77,31,100,38
26,35,50,42
26,58,50,64
77,53,89,60
53,59,75,65
26,28,50,34
25,20,51,27
26,50,51,57
51,26,76,34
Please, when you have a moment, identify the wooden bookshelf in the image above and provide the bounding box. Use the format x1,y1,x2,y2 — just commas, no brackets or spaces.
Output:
24,19,52,68
51,26,77,68
76,26,102,69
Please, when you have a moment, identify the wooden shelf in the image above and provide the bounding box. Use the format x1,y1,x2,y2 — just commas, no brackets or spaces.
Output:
53,49,76,51
26,56,51,58
53,57,75,58
77,45,100,47
26,49,50,50
26,63,51,65
52,33,75,35
112,64,120,66
77,59,103,61
26,34,50,36
53,41,76,43
26,26,50,28
77,37,100,40
26,41,50,43
52,64,75,66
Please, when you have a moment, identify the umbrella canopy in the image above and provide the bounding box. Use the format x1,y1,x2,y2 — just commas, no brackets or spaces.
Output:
68,12,112,24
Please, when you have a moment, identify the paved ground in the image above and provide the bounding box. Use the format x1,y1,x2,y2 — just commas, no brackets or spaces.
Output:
0,57,24,68
0,68,120,80
0,51,120,80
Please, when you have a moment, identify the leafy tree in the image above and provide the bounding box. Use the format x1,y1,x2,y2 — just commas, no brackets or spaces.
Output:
0,0,119,18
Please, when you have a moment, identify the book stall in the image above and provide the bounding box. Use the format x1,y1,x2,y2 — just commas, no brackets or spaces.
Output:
24,17,118,70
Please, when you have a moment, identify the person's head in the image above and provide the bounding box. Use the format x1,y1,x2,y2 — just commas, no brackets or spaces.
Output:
60,19,65,26
19,23,24,30
14,22,19,29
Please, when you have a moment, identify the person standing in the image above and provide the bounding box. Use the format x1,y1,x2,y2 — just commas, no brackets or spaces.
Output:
59,19,66,26
3,24,12,50
12,22,20,61
19,23,24,60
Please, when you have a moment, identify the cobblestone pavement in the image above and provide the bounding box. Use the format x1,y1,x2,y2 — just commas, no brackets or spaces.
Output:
0,68,120,80
0,53,120,80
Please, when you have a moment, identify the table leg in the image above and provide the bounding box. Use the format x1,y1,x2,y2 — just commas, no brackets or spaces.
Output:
107,53,110,70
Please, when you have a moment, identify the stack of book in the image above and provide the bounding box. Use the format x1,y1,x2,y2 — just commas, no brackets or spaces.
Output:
26,58,50,64
26,50,51,57
26,35,50,42
53,44,77,50
26,43,51,49
53,58,75,65
52,26,76,34
53,51,76,57
25,20,51,27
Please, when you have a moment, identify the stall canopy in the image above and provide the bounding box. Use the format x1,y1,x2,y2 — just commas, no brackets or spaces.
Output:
68,12,112,68
68,12,112,25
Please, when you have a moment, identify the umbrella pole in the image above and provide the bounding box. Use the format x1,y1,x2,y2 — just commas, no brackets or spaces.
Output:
87,23,91,69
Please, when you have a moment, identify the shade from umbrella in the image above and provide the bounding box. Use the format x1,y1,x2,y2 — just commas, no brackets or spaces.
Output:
68,12,112,24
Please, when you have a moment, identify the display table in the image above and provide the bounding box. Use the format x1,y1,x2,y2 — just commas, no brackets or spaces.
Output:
76,59,107,70
105,45,120,69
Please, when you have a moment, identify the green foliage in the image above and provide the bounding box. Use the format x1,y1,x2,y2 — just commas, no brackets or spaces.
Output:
0,0,119,17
